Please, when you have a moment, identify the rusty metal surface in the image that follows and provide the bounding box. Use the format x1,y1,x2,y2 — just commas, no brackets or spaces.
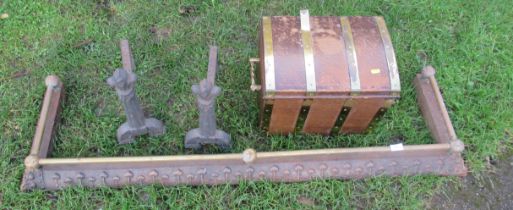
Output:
375,16,400,93
185,46,231,149
21,75,64,191
258,13,400,134
261,94,398,100
22,68,465,191
349,16,391,93
415,69,451,143
27,147,464,190
414,66,464,152
340,16,361,93
260,15,398,97
271,16,307,93
31,76,63,158
107,40,165,144
311,16,351,93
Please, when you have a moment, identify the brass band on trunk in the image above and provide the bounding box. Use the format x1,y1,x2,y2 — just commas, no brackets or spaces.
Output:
340,17,361,92
375,16,401,93
262,17,276,94
300,10,317,95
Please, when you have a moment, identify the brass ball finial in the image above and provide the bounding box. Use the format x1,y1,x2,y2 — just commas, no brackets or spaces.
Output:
450,139,465,153
45,75,60,88
421,65,436,78
24,155,40,169
242,148,257,164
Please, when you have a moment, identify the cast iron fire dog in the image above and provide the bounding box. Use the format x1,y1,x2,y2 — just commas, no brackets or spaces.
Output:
185,46,231,150
107,40,165,144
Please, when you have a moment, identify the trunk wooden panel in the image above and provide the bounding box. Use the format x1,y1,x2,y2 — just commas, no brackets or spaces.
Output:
302,99,345,134
341,99,384,133
268,99,303,134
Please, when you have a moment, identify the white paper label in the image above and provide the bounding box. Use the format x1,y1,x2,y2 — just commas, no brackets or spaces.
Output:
390,143,404,152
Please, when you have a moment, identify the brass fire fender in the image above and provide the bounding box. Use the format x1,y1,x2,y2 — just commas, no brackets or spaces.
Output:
20,66,466,191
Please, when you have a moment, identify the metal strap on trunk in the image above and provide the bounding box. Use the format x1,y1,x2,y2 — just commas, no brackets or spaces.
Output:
375,16,401,93
300,10,316,95
262,17,276,94
340,17,361,93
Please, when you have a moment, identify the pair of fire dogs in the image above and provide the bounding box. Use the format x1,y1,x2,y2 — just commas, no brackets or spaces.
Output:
106,41,230,149
21,11,466,191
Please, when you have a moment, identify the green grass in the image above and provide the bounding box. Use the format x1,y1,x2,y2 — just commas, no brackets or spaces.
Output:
1,0,512,208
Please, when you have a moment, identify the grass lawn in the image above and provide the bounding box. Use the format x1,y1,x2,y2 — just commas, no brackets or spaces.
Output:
1,0,512,208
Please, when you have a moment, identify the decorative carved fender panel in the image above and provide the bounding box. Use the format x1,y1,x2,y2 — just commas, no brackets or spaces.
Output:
20,66,466,191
